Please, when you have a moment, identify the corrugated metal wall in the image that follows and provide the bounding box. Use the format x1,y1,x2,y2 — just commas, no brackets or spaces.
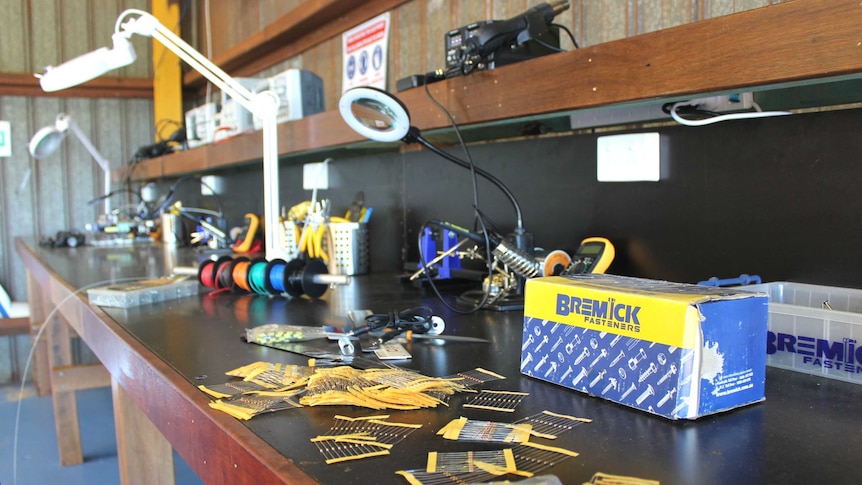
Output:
0,0,154,383
193,0,783,113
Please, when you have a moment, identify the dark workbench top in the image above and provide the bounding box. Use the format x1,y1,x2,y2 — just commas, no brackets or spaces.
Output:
17,239,862,484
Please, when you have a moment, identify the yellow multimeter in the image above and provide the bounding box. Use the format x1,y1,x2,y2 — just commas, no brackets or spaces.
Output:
233,213,260,253
563,237,615,275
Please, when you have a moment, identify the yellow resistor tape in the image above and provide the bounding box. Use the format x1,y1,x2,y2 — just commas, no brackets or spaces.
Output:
542,409,593,423
475,368,507,379
505,423,532,443
426,451,438,473
520,440,580,458
334,414,391,421
439,417,468,440
473,461,510,476
325,450,389,464
197,385,232,399
395,471,424,485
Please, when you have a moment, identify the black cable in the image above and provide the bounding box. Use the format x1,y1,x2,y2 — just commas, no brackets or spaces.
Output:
141,175,225,221
155,119,183,142
419,82,499,312
531,37,566,53
412,137,524,233
417,219,492,314
87,188,143,206
551,23,579,49
661,102,723,121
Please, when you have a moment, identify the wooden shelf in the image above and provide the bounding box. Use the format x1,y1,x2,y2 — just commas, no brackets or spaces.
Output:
130,0,862,181
183,0,409,90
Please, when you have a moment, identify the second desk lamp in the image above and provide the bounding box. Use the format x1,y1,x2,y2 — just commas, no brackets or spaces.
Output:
29,113,113,216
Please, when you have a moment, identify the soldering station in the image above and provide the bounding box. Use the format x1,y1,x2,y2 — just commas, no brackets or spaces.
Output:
6,1,862,484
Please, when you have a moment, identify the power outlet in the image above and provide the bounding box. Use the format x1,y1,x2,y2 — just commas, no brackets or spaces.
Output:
201,175,224,195
303,161,329,190
596,132,661,182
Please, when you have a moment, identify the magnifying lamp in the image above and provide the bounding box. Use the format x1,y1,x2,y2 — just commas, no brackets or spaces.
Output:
29,113,113,215
339,86,525,235
339,86,542,288
36,9,284,260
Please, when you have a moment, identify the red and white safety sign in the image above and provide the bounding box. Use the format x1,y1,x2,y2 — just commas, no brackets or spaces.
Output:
342,12,390,92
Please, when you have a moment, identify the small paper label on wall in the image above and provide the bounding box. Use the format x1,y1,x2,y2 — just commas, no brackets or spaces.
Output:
0,121,11,157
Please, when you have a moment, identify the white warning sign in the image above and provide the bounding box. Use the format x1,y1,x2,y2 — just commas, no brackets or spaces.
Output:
342,12,390,92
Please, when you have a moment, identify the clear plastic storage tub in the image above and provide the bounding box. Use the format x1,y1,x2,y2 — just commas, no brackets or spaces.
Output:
742,282,862,384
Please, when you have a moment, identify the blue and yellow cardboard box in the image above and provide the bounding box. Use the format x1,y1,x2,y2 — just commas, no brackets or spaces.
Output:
522,274,768,419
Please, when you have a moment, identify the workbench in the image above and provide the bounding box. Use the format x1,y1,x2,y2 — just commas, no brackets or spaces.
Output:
16,237,862,484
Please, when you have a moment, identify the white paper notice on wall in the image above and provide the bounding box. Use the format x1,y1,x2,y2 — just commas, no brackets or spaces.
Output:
0,121,11,157
596,132,661,182
342,12,390,93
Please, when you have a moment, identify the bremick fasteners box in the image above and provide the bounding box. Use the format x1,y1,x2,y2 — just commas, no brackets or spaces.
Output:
522,274,768,419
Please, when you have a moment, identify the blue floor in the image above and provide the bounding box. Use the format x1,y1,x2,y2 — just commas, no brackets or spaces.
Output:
0,383,203,485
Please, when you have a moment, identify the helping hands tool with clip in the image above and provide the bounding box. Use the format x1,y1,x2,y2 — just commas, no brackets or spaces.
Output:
346,307,447,351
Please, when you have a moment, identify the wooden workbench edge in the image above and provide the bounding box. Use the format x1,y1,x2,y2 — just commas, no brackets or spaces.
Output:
14,237,319,485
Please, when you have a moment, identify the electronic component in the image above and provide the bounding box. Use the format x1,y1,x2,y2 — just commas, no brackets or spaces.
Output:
184,102,217,148
252,69,325,130
198,77,261,143
563,237,615,275
445,1,568,75
39,230,86,248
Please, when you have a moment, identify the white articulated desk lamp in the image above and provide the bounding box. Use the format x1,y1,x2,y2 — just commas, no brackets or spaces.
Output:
36,8,284,260
29,113,113,215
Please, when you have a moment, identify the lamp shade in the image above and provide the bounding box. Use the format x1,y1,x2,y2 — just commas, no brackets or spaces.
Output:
28,115,70,159
39,33,137,92
338,86,411,143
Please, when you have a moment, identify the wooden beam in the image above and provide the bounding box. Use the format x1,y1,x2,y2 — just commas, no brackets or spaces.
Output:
0,317,29,337
408,0,862,130
0,72,153,99
16,238,321,484
51,363,111,393
47,311,83,466
113,380,176,485
27,273,51,396
184,0,409,88
133,0,862,181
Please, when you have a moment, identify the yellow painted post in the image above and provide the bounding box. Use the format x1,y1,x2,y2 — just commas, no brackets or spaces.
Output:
152,0,183,142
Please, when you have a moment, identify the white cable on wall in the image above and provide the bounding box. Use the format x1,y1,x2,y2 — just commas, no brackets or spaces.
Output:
670,101,792,127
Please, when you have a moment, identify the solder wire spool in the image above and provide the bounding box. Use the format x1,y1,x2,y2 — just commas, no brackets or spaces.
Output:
198,255,233,289
231,258,252,292
217,258,237,289
246,258,270,295
263,259,352,298
263,259,290,295
284,259,329,298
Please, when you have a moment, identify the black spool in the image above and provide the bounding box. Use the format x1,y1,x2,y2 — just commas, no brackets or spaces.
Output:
282,258,329,299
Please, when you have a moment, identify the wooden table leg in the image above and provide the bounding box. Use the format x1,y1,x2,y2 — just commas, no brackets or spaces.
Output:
46,310,83,466
26,272,51,396
112,378,176,485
